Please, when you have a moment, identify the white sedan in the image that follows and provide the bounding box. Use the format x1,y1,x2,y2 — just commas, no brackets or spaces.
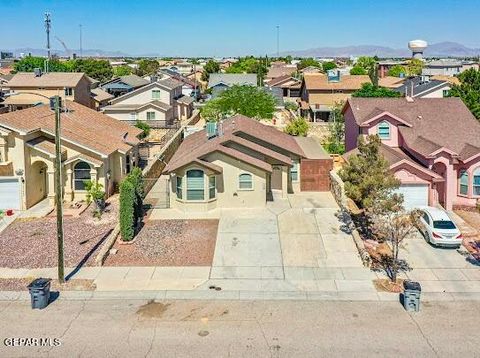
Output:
418,207,463,248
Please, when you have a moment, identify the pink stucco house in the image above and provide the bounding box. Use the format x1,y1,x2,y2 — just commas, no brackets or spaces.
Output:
343,97,480,210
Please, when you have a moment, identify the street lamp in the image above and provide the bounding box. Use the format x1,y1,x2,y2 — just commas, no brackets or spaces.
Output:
4,92,65,283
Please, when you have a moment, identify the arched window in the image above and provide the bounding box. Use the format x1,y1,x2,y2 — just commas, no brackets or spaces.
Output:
186,169,204,200
74,161,91,190
473,168,480,196
459,170,469,195
377,121,390,139
238,173,253,190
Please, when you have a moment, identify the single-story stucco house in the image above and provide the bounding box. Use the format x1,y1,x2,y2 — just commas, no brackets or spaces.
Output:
0,101,142,210
163,115,332,212
343,97,480,210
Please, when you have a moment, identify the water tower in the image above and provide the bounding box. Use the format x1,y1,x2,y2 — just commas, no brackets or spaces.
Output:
408,40,428,59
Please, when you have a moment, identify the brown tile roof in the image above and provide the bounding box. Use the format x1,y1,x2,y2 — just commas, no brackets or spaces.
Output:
304,74,370,91
346,97,480,161
266,75,301,88
91,88,114,103
164,115,306,173
8,72,87,88
176,95,195,105
64,153,103,167
266,65,297,79
26,136,67,158
0,101,142,157
378,76,405,89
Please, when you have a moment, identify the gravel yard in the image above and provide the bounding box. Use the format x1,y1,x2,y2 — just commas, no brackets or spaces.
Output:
0,197,118,269
104,219,218,266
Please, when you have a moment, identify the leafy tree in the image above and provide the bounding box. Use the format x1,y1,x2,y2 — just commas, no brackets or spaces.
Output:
339,135,400,210
12,56,71,73
448,68,480,119
350,66,367,75
113,65,133,77
72,58,113,82
353,83,401,98
406,59,423,76
323,102,345,154
387,64,407,77
135,121,151,139
202,85,276,120
284,101,298,111
322,61,337,72
298,58,321,70
225,57,268,84
188,58,200,65
355,56,376,72
284,117,309,136
201,59,220,81
136,59,160,76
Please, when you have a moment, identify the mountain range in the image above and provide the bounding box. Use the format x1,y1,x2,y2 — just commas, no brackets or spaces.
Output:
2,42,480,58
280,42,480,58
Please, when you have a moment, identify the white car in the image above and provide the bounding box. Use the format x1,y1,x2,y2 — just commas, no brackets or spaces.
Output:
418,207,463,248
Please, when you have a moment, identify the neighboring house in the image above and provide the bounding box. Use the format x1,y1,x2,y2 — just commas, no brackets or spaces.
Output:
300,72,370,121
0,101,142,210
265,75,302,99
421,60,479,77
343,97,480,210
91,87,115,110
378,76,405,89
207,73,258,98
102,78,194,128
265,63,297,81
394,76,451,98
4,71,93,111
163,115,332,211
158,68,201,97
168,62,195,75
101,75,149,97
299,66,322,74
377,60,407,78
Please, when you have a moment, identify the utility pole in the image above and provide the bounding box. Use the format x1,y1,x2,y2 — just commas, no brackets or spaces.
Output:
44,12,51,60
54,95,65,284
276,25,280,58
79,24,83,58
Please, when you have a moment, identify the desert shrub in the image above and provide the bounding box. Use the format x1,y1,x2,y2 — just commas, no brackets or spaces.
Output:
284,117,309,136
119,179,135,241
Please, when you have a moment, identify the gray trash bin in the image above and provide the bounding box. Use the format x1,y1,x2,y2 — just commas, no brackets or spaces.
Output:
27,278,51,309
403,280,421,312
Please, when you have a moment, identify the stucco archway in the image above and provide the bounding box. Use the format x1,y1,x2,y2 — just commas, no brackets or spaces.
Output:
432,162,447,207
28,161,49,208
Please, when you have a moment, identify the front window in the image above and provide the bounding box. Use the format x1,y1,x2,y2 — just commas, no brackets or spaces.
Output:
238,173,253,190
442,89,450,97
74,161,91,190
459,170,469,195
186,169,204,200
146,111,156,120
152,90,161,100
129,112,137,120
126,154,131,174
377,121,390,139
176,176,183,199
290,161,299,182
64,87,73,96
209,176,216,199
474,168,480,196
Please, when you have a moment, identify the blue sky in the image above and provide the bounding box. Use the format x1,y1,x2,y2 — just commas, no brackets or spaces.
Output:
1,0,479,56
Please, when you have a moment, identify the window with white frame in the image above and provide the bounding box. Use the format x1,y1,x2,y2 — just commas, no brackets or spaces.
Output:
238,173,253,190
377,121,390,139
176,176,183,199
459,170,469,195
473,168,480,196
129,112,137,120
146,111,156,120
209,176,216,199
152,90,161,100
74,161,91,190
186,169,204,200
64,87,73,96
290,161,299,182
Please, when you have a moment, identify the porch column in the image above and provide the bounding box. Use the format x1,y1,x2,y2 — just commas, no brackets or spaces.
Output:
47,169,55,206
90,167,98,183
65,164,73,202
0,137,7,162
282,166,288,198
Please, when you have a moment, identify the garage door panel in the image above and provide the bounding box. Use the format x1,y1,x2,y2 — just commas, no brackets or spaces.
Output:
396,184,428,210
0,178,21,210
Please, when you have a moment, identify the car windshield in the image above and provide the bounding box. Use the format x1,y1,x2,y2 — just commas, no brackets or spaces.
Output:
433,220,456,230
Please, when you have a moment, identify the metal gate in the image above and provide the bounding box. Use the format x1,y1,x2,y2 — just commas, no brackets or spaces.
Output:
144,176,170,209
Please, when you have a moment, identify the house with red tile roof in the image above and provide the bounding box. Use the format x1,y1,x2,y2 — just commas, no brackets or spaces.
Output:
343,97,480,210
163,115,332,211
0,101,142,210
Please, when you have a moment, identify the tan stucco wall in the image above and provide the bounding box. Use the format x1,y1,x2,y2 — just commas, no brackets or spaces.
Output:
114,86,172,105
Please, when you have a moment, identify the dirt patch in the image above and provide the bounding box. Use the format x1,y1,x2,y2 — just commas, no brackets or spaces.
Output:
0,278,96,291
455,210,480,232
373,278,404,293
0,197,118,269
104,219,218,266
136,300,171,318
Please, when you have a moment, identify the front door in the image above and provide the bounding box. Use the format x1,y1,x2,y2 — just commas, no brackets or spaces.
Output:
271,165,283,190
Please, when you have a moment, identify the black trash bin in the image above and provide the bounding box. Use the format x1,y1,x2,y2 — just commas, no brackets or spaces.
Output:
27,278,52,309
402,280,421,312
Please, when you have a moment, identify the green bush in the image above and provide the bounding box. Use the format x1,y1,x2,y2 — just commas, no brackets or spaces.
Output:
135,121,151,139
350,66,367,75
119,179,135,241
284,117,309,136
284,102,298,111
